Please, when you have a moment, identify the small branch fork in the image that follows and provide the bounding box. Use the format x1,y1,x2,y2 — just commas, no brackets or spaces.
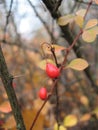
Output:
30,0,93,130
53,0,63,13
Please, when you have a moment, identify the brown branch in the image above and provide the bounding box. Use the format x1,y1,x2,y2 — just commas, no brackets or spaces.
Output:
30,79,58,130
27,0,55,42
83,0,93,20
3,0,13,42
53,0,63,13
73,0,98,6
0,45,26,130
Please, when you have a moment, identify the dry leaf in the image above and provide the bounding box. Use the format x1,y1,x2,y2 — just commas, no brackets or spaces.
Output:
0,101,12,113
52,44,66,52
76,9,86,17
67,58,88,71
54,123,66,130
84,19,98,30
80,96,89,106
57,14,75,26
75,15,84,28
63,114,78,127
80,113,91,122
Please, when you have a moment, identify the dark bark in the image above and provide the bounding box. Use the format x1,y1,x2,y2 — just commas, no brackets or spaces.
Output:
0,45,26,130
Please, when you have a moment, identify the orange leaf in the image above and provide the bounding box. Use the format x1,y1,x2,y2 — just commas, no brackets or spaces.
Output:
84,19,98,30
52,44,66,52
80,96,89,106
80,113,91,122
0,101,12,113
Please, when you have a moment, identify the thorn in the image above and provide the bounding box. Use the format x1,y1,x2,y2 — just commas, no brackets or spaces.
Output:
13,74,25,79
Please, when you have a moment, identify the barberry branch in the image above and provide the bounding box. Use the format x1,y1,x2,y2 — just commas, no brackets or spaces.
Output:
30,1,93,130
30,79,58,130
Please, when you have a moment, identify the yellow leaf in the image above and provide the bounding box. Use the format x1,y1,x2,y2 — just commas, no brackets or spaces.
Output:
76,9,86,17
80,113,91,122
75,15,84,28
54,123,67,130
82,29,97,43
52,44,66,52
67,58,88,71
63,114,78,127
84,19,98,30
80,96,89,106
38,59,55,70
0,101,12,113
57,14,75,26
41,43,52,54
92,107,98,118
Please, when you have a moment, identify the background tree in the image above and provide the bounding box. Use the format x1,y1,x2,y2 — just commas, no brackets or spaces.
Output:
0,0,98,130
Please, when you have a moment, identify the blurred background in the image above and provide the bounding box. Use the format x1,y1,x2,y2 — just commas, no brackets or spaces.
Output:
0,0,98,130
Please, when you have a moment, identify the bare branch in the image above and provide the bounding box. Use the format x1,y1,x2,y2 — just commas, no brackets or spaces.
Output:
27,0,56,42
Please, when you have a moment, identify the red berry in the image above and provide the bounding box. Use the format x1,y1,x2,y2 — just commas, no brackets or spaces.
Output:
46,63,60,78
39,87,47,100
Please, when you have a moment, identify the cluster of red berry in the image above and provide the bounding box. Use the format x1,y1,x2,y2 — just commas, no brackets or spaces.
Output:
39,63,60,100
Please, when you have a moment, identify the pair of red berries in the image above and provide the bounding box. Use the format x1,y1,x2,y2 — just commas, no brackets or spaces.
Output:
39,63,60,100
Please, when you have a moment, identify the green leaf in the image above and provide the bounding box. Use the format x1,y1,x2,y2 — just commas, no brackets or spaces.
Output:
84,19,98,30
67,58,88,71
63,115,78,127
54,123,66,130
38,59,55,70
57,14,75,26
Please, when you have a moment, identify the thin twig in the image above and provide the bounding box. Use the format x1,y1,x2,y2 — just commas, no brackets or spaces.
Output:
30,79,58,130
55,86,60,130
73,0,97,6
27,0,55,42
3,0,13,42
53,0,63,13
83,0,93,20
